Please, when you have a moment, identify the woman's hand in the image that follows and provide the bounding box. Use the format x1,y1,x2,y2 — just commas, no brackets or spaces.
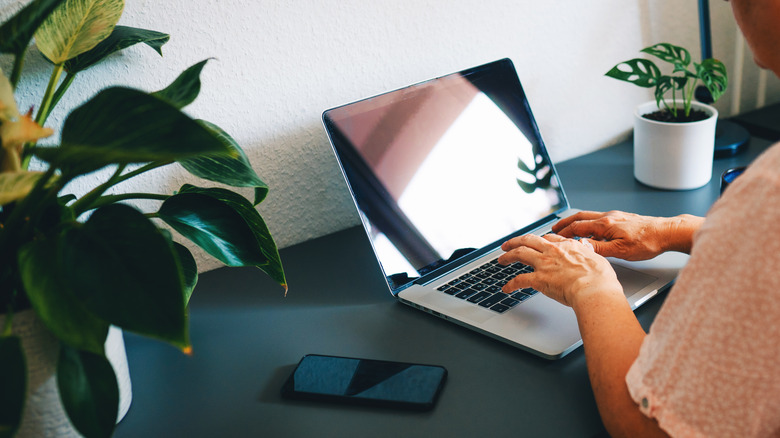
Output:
498,233,623,309
552,211,704,261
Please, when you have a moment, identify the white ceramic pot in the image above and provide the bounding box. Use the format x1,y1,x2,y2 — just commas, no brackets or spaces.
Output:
633,100,718,190
0,309,132,438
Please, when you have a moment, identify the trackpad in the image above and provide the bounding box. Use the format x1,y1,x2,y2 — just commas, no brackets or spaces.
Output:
612,264,656,296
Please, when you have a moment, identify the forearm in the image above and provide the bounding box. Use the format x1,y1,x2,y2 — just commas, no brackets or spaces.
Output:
572,292,669,438
661,214,704,254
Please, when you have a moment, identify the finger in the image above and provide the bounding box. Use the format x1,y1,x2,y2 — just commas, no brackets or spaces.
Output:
552,211,605,233
502,273,533,294
497,245,540,266
556,217,612,240
542,233,567,242
580,238,618,258
501,234,552,252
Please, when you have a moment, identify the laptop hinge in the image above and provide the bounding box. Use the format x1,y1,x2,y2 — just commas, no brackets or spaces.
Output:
410,212,564,289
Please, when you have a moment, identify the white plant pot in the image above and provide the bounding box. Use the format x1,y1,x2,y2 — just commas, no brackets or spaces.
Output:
0,309,132,438
633,100,718,190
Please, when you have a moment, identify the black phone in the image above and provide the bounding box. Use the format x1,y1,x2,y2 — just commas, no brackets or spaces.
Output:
280,354,447,411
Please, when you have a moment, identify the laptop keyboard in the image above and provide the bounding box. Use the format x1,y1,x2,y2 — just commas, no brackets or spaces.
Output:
435,259,540,313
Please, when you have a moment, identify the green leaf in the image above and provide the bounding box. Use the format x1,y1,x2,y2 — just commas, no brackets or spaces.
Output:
158,185,286,290
18,236,109,355
641,43,691,68
516,158,533,175
57,345,118,438
61,203,189,349
605,58,661,88
0,0,67,56
0,336,25,438
35,0,125,64
152,59,210,109
0,171,45,206
696,59,728,102
32,87,234,176
64,25,169,74
172,242,198,306
179,120,269,205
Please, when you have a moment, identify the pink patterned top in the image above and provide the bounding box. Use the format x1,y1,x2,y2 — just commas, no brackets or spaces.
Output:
626,143,780,438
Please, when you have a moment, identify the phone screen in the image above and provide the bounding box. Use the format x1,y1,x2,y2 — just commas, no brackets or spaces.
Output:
280,354,447,411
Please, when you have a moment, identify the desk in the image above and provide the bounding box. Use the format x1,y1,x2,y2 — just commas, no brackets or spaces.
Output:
114,136,773,438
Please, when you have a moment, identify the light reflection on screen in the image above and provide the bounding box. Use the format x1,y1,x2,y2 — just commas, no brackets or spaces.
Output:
324,59,565,291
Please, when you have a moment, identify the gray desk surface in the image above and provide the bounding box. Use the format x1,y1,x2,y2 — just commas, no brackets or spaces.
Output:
114,137,773,438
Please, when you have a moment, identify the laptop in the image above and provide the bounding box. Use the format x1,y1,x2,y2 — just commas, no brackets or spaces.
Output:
322,58,688,359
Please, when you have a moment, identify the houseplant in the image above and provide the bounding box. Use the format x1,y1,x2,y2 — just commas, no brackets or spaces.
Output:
606,42,728,190
0,0,286,437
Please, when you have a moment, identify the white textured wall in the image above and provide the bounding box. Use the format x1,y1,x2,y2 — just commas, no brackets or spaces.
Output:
3,0,778,273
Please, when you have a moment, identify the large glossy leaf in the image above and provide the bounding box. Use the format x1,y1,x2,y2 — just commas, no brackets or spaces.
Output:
172,242,198,306
158,185,286,290
605,58,661,88
61,203,190,349
57,345,118,438
179,120,269,205
35,0,124,64
152,59,209,109
0,0,67,55
64,25,169,74
18,236,109,355
0,336,25,438
32,87,234,176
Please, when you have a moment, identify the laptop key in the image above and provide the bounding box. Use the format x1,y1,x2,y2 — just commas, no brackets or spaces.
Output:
467,291,492,303
491,304,511,313
455,288,478,299
478,293,506,308
441,287,458,296
511,292,531,301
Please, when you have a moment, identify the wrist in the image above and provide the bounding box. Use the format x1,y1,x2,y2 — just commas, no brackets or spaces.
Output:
569,279,625,313
662,214,704,254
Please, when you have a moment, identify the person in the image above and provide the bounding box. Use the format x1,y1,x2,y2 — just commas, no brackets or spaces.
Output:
498,1,780,436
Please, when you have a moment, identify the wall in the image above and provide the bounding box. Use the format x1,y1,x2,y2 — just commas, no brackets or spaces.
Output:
2,0,778,273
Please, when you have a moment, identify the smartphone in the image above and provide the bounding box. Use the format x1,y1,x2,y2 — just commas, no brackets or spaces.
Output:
280,354,447,411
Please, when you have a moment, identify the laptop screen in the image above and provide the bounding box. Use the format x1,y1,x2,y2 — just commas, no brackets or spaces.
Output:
323,58,567,292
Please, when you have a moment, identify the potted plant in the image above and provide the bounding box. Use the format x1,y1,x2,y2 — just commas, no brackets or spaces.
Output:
606,42,728,190
0,0,286,437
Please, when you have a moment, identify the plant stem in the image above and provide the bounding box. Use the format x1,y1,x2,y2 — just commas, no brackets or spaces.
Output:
87,193,170,210
35,63,65,126
70,161,173,216
9,51,26,90
2,306,12,336
684,81,696,118
39,71,76,127
20,64,67,171
115,161,173,184
69,164,126,216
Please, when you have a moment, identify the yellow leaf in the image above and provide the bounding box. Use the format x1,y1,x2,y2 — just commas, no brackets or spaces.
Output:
0,68,20,122
0,171,46,205
34,0,125,64
0,111,54,172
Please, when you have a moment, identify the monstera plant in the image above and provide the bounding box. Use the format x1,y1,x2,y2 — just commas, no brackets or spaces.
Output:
0,0,286,436
605,42,728,122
